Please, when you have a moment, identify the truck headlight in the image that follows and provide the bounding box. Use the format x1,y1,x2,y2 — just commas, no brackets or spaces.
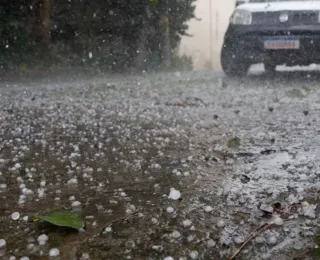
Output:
230,10,252,25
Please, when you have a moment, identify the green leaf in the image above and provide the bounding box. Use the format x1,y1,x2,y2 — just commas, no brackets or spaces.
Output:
35,213,84,231
227,137,241,148
150,0,158,6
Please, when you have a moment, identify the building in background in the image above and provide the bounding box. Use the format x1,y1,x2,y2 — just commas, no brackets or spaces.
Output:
180,0,235,70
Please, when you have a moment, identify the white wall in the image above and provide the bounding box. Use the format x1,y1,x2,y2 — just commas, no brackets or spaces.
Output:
180,0,236,70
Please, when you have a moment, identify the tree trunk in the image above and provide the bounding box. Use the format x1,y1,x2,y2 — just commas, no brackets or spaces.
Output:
31,0,51,45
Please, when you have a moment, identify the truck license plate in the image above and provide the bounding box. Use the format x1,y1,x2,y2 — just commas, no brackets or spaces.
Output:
264,37,300,50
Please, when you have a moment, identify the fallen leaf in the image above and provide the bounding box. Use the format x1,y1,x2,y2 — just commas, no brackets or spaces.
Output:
34,213,84,231
227,137,241,148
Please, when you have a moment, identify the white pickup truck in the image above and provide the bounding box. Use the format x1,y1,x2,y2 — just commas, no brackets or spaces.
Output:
222,0,320,76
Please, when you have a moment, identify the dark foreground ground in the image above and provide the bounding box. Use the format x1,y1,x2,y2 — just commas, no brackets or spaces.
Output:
1,68,320,260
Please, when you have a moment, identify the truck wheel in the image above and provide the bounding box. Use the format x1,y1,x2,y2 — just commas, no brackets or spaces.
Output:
221,45,250,77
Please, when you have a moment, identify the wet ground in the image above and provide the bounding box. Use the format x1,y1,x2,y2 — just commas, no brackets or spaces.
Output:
1,68,320,259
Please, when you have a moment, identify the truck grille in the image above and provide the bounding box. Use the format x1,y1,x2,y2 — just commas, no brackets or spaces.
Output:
252,11,319,25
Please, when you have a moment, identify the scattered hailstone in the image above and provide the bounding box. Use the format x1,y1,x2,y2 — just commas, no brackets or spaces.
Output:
164,257,174,260
0,183,7,189
0,238,6,248
11,212,20,220
104,226,112,233
14,163,22,169
67,178,78,185
234,236,244,244
151,218,159,225
166,206,175,213
170,231,181,239
267,236,277,245
37,234,48,245
217,220,225,228
71,201,81,208
183,219,192,227
168,188,181,200
20,257,30,260
301,201,316,218
207,239,216,248
204,206,214,213
88,52,93,59
274,217,284,226
189,250,199,259
255,236,265,244
49,248,60,257
126,209,133,214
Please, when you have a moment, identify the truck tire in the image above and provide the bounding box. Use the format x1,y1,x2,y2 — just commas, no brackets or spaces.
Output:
221,45,250,77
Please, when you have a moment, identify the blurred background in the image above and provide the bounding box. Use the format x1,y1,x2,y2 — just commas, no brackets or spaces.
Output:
181,0,235,71
0,0,235,73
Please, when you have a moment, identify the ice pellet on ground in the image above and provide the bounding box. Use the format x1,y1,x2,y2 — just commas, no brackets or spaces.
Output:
104,226,112,233
274,217,284,226
170,231,181,239
168,188,181,200
0,238,6,248
267,236,277,245
11,212,20,220
189,250,199,259
204,206,213,213
207,239,216,248
71,201,81,208
166,206,175,213
255,236,265,244
164,257,174,260
182,219,192,227
37,234,48,245
49,248,60,257
234,236,244,244
217,220,225,228
301,201,316,218
20,257,30,260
